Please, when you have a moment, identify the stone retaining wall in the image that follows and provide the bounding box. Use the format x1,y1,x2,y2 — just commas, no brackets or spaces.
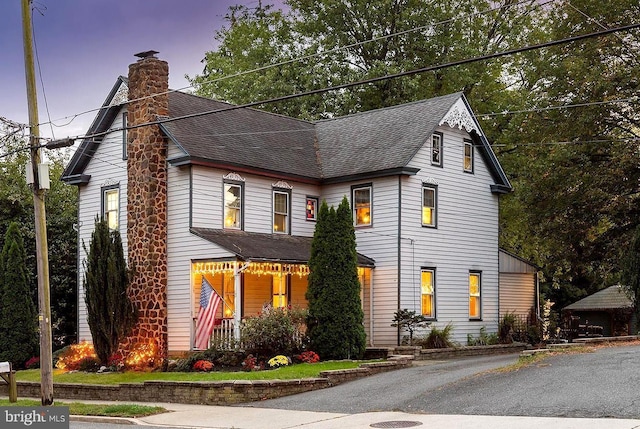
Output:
1,359,411,405
392,343,527,360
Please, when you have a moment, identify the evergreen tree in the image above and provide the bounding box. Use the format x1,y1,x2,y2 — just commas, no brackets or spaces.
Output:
0,222,38,368
622,225,640,328
83,218,136,365
306,197,366,359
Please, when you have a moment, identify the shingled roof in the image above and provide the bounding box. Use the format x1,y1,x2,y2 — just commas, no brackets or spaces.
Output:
62,78,511,192
190,227,375,267
563,285,633,311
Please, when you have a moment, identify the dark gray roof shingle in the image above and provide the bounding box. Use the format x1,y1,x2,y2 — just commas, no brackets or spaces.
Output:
191,227,375,267
563,285,633,311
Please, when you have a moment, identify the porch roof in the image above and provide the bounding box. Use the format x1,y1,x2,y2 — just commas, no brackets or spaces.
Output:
190,227,375,268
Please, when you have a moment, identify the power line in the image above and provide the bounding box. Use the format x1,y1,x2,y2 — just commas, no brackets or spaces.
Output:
38,0,551,130
477,96,639,118
68,21,640,143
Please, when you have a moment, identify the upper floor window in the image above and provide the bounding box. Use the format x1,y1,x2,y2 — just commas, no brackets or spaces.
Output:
421,268,435,318
224,183,242,229
431,132,443,167
469,271,481,319
102,186,119,230
422,184,437,227
273,190,290,234
463,139,474,173
122,112,128,160
306,197,319,221
353,184,372,227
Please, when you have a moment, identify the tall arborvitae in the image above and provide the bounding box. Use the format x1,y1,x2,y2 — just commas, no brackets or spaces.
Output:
0,222,38,368
622,225,640,329
306,197,366,359
84,218,137,365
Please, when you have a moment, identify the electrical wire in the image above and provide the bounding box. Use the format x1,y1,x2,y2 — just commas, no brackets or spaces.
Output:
31,1,55,139
67,21,640,143
38,0,551,130
476,96,639,118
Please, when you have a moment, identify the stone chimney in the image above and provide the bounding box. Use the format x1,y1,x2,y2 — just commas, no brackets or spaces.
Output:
121,51,169,368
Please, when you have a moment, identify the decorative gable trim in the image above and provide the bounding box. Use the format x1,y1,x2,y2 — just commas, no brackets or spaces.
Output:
422,177,439,186
439,98,479,134
272,180,293,189
223,172,245,182
108,82,129,107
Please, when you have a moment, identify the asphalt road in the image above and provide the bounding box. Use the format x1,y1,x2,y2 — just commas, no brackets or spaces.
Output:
242,344,640,419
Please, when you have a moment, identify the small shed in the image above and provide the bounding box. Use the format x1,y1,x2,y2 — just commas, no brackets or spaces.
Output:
499,249,539,319
563,285,636,337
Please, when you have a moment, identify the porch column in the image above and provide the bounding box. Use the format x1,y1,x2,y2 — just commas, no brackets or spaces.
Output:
234,262,249,340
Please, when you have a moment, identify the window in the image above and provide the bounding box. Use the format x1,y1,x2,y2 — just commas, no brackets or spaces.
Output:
469,271,481,319
353,185,372,226
463,139,474,173
224,183,242,229
273,190,290,233
306,197,319,221
421,269,435,318
102,186,119,230
122,112,128,160
431,132,443,167
272,273,288,308
422,185,437,227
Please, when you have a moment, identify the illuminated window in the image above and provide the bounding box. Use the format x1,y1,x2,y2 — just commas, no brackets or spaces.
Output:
421,269,435,318
102,186,119,230
224,183,242,229
273,190,290,233
464,140,474,173
469,271,481,319
272,273,288,308
306,197,319,221
431,132,442,166
353,185,372,227
422,185,437,227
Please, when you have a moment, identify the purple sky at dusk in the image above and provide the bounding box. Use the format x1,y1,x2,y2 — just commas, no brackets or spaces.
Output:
0,0,284,140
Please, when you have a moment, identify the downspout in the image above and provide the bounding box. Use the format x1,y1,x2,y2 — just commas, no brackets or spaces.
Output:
397,175,402,346
369,270,374,346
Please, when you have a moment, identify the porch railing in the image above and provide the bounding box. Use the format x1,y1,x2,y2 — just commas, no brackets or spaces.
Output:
210,318,235,349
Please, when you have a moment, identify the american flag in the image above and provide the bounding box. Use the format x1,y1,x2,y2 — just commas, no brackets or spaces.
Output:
194,276,222,350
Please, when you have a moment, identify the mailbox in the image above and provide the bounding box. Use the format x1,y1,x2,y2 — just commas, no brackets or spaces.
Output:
0,361,11,373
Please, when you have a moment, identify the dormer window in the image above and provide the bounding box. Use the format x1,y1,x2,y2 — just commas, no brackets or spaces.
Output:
431,132,443,167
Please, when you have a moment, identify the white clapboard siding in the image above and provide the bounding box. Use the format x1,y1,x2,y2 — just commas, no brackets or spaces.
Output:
499,273,536,318
76,108,129,343
400,125,501,344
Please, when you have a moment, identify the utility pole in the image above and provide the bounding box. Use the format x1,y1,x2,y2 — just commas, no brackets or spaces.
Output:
21,0,53,405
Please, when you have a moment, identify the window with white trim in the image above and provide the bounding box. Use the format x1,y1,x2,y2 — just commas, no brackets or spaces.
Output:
273,190,290,233
463,139,474,173
306,196,319,221
421,268,435,318
469,271,481,319
102,186,119,230
272,273,288,308
431,132,442,166
224,183,242,229
422,184,437,227
353,185,372,227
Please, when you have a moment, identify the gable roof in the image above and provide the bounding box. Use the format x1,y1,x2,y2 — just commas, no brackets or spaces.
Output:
563,285,633,311
190,227,375,267
62,78,511,192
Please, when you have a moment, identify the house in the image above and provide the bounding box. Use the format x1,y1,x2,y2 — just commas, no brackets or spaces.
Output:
62,52,512,361
563,285,636,337
498,249,539,319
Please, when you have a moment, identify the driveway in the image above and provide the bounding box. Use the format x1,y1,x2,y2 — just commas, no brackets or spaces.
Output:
241,344,640,419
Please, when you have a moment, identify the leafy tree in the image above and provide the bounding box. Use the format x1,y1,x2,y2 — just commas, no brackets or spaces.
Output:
391,309,431,345
306,197,366,359
622,225,640,328
83,218,137,365
0,131,78,348
0,222,38,368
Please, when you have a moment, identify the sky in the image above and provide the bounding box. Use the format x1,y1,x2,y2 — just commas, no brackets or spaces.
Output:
0,0,283,140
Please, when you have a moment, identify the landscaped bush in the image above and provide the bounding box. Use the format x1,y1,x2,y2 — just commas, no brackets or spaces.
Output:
77,356,101,372
25,357,40,369
241,306,307,359
467,326,499,346
293,351,320,364
193,360,214,372
499,311,543,346
418,323,455,349
267,355,291,368
241,354,263,371
55,342,98,371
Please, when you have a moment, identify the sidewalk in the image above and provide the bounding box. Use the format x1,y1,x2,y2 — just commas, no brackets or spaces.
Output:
70,401,640,429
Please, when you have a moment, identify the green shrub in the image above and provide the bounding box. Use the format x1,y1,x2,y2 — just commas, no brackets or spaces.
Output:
77,356,101,372
468,326,499,346
241,306,307,359
419,323,455,349
391,309,431,345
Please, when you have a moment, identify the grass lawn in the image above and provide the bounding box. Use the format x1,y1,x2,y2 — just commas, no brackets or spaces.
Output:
15,360,370,385
0,399,165,417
